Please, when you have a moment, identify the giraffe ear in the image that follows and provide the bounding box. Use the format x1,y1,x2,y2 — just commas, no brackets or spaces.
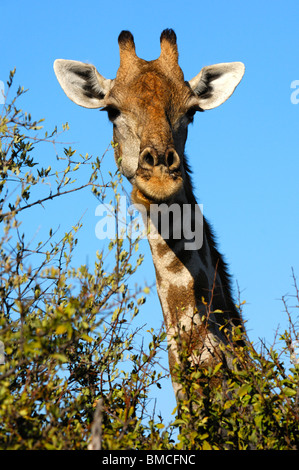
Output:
189,62,245,110
53,59,113,109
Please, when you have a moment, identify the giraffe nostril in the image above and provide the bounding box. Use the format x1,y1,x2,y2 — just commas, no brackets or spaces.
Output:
167,151,174,167
166,148,180,170
143,151,155,167
139,147,158,169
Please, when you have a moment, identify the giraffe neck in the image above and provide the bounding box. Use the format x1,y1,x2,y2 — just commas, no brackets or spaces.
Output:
142,182,242,398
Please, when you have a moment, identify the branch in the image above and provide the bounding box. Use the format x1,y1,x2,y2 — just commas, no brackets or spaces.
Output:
88,398,103,450
0,181,106,221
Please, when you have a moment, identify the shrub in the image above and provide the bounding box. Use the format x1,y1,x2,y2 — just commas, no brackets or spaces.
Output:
0,72,298,450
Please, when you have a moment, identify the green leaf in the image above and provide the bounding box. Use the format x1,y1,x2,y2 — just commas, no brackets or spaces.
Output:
81,333,94,343
156,423,165,430
51,353,68,363
237,384,252,398
55,324,68,335
283,387,297,397
202,440,212,450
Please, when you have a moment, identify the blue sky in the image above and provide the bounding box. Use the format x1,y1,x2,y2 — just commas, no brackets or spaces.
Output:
2,0,299,422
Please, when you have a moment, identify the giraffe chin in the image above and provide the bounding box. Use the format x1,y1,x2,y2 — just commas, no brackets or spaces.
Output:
131,187,154,211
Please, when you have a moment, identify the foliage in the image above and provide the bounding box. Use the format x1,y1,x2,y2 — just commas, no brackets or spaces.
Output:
173,312,299,450
0,72,298,450
0,72,169,450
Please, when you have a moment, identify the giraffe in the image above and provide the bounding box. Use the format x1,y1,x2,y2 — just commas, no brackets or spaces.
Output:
54,29,245,400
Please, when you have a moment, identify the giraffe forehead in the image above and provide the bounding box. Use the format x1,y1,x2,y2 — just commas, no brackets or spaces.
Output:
111,64,191,112
136,72,170,103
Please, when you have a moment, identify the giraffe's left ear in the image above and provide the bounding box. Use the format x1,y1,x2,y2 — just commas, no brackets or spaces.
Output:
189,62,245,110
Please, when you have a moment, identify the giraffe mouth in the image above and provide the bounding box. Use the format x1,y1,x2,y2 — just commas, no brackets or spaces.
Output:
132,169,183,207
131,187,155,208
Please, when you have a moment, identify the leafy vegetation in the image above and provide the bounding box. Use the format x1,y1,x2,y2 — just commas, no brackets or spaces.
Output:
0,72,298,450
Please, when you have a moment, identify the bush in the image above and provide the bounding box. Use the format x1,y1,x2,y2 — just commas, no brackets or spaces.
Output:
0,72,298,450
172,310,299,450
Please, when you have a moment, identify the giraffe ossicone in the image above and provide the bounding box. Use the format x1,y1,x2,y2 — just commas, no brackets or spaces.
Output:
54,29,245,399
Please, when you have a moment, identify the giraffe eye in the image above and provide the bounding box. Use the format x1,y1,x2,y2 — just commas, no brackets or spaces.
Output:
185,107,197,121
102,106,121,122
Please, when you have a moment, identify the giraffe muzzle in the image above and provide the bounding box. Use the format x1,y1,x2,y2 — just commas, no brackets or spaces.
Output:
132,146,183,206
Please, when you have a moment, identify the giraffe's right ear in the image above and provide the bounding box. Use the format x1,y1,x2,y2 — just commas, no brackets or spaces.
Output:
53,59,113,109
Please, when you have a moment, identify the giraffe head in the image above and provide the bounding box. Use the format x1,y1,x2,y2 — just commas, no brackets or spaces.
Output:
54,30,244,206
